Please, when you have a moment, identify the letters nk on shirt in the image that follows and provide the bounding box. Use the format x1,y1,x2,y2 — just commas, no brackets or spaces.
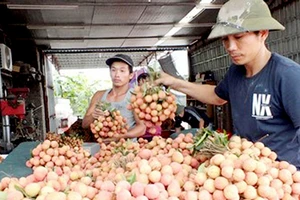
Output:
252,93,273,120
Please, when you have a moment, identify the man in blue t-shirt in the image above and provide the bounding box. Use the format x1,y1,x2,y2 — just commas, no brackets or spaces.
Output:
155,0,300,169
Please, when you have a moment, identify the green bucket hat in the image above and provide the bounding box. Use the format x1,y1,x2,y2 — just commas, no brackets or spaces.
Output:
208,0,285,39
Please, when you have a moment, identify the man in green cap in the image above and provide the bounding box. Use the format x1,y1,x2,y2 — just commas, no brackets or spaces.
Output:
155,0,300,169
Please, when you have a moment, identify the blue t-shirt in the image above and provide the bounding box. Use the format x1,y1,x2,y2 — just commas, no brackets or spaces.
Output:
215,53,300,168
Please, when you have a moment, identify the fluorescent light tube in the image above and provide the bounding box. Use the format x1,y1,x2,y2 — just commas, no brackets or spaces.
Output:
200,0,213,3
7,4,78,10
27,25,84,30
179,7,205,24
154,0,221,46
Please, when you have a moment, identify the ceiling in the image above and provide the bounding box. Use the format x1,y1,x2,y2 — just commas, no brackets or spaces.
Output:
0,0,226,70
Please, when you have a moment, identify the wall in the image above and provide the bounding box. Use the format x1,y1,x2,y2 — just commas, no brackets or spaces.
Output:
268,0,300,63
188,0,300,132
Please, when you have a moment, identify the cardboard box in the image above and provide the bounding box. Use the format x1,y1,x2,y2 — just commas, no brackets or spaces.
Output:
12,65,21,72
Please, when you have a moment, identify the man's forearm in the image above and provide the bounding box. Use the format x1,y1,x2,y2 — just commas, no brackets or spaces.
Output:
124,123,146,138
199,119,205,129
172,79,225,105
82,114,95,129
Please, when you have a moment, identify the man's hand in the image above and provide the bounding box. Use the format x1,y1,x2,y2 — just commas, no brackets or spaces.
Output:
154,71,177,87
102,137,119,145
92,108,107,120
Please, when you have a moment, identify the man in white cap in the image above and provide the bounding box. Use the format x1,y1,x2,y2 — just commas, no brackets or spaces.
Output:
82,54,145,140
155,0,300,169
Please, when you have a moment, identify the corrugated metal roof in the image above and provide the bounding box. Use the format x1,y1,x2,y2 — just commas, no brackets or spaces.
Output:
1,0,228,69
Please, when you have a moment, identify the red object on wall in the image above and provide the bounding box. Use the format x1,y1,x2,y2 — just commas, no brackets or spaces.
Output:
0,100,26,119
7,88,30,98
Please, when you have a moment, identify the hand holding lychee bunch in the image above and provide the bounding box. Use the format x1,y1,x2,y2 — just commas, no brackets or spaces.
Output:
90,102,129,142
129,68,177,135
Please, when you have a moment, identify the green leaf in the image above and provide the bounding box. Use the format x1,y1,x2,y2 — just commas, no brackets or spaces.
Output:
147,66,155,74
197,163,206,173
63,185,70,193
127,173,136,184
194,130,208,147
14,185,32,199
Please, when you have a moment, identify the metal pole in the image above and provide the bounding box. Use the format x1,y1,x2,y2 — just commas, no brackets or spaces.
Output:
0,72,6,143
0,73,13,152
